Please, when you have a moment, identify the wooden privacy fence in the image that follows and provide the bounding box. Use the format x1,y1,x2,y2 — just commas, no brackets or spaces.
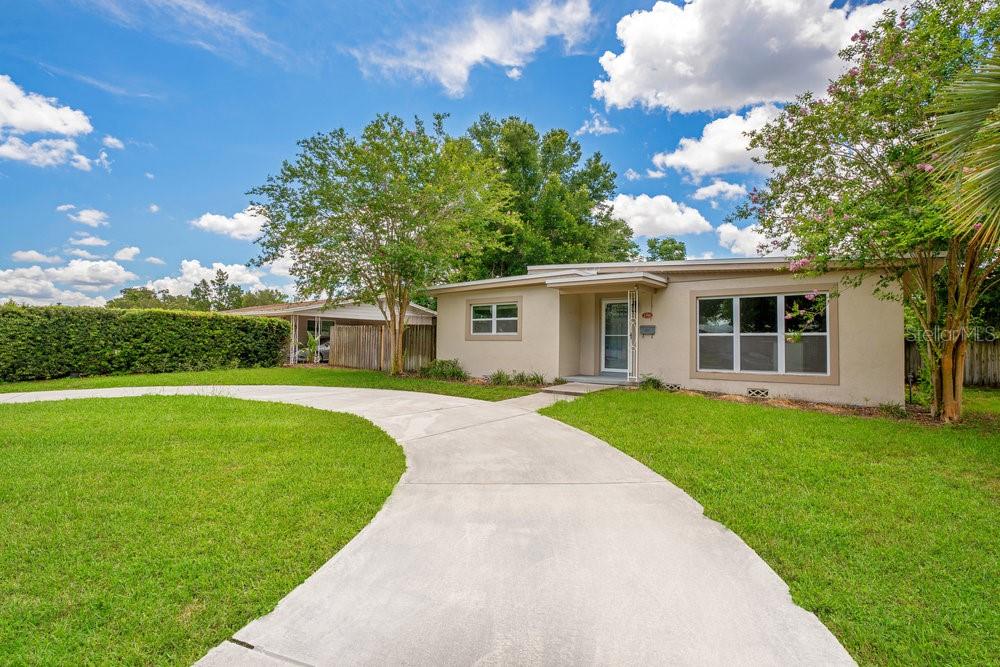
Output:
905,340,1000,387
329,324,436,372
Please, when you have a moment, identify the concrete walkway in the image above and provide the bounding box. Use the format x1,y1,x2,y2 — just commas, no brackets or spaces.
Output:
0,386,854,666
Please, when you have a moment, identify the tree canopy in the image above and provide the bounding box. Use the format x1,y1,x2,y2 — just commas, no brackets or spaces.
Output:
250,113,514,373
106,272,288,311
462,114,637,278
646,236,686,261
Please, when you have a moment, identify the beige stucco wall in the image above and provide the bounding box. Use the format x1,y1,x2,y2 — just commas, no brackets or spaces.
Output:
435,285,562,379
434,271,904,406
558,294,582,377
638,272,903,406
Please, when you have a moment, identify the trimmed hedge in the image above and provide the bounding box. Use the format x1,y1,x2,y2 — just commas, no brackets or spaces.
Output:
0,304,290,382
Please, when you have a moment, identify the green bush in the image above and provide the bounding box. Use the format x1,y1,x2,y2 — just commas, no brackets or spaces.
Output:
419,358,468,381
638,374,665,390
511,370,546,386
0,304,290,382
486,369,512,386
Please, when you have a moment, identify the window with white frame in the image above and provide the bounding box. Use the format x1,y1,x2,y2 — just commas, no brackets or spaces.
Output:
470,302,518,335
697,293,829,375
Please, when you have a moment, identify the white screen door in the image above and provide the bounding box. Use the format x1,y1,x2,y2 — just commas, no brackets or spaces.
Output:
602,299,628,372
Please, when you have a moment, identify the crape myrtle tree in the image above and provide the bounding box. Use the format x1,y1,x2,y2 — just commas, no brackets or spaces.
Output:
462,114,637,279
250,113,515,375
740,0,1000,421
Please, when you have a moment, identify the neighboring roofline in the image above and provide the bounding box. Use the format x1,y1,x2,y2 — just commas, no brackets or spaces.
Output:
222,302,327,316
223,299,437,317
426,269,593,294
408,302,438,315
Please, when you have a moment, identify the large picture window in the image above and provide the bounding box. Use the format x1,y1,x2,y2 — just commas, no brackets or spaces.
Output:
697,293,829,375
470,302,519,335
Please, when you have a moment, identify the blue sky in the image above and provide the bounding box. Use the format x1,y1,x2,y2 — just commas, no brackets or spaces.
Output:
0,0,897,305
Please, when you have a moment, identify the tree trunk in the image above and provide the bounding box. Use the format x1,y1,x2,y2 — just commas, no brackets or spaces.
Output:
939,333,968,423
387,311,403,376
939,337,958,422
392,319,406,376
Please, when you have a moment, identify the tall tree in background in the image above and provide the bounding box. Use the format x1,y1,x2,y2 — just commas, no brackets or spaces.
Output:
742,0,999,421
106,287,206,311
463,114,637,278
190,269,245,311
646,236,686,261
238,288,289,307
250,114,514,375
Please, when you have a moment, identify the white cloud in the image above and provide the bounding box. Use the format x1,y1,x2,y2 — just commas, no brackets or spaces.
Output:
692,179,748,201
0,258,133,305
506,67,523,80
68,208,110,227
0,137,92,169
716,222,779,257
56,203,76,212
265,253,294,277
12,250,62,264
148,203,160,213
102,135,125,149
646,168,666,179
95,149,111,171
0,266,106,306
189,206,266,241
43,259,136,290
0,74,92,136
575,110,618,136
359,0,592,97
594,0,903,113
83,0,283,61
610,193,712,237
148,259,265,295
113,246,140,261
144,171,155,179
652,104,781,178
145,256,166,265
68,248,102,259
0,74,99,170
623,168,641,181
69,233,109,247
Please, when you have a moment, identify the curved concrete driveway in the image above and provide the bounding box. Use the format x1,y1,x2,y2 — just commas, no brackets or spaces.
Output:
1,386,854,666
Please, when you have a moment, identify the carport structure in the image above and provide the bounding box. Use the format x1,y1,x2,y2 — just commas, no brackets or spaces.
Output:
224,299,436,363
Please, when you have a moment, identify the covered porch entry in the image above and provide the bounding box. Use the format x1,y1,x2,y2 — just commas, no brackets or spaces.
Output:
546,271,667,384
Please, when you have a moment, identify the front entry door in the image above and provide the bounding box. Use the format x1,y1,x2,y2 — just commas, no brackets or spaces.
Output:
602,299,628,373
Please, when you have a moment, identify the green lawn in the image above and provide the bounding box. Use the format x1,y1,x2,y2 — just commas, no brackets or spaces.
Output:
542,389,1000,666
0,395,405,665
965,387,1000,420
0,366,533,401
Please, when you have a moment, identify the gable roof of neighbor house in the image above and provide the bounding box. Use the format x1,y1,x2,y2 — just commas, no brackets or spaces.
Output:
223,299,436,322
426,257,791,294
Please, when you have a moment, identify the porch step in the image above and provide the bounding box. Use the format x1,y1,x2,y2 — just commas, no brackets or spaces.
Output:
541,382,619,396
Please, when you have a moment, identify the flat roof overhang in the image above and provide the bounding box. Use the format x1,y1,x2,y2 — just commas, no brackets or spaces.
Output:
544,271,668,292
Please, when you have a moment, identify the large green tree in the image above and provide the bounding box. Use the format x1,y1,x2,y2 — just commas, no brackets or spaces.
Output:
646,236,686,261
742,0,999,421
250,114,514,374
462,114,637,278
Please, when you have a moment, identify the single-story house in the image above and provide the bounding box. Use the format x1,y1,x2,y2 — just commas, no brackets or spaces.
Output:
224,299,436,363
427,258,903,406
